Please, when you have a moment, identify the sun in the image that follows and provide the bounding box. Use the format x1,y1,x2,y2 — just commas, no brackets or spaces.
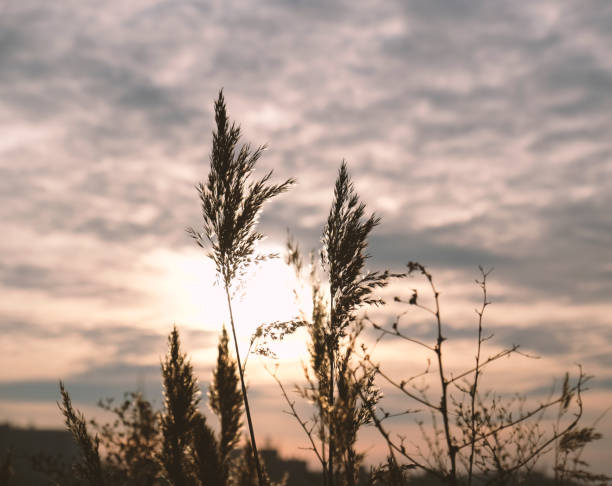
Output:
232,256,315,363
144,246,315,367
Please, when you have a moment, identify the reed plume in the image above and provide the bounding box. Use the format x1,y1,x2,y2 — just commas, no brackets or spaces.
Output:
58,381,106,486
209,326,243,483
321,161,392,485
187,90,294,486
159,326,199,486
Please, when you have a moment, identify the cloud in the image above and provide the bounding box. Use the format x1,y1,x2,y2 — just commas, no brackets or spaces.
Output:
0,0,611,471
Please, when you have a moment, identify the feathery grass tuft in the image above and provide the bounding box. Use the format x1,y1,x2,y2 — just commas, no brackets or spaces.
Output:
209,325,243,482
159,325,200,486
322,161,392,340
58,381,106,486
192,412,225,486
49,92,609,486
321,161,393,486
187,90,294,486
187,89,295,286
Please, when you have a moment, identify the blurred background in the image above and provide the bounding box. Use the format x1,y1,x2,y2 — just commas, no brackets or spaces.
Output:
1,0,611,477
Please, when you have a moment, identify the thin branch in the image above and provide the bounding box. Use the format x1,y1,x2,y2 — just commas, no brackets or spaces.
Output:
266,366,327,470
484,372,586,485
468,266,491,486
364,357,438,410
447,346,519,385
225,284,265,485
365,315,435,352
455,377,586,453
353,368,444,482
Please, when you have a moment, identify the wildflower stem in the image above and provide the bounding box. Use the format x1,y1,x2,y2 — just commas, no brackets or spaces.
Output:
224,282,265,486
468,268,490,486
328,328,335,486
430,274,457,486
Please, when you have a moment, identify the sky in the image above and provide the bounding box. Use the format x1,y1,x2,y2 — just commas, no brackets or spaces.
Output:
1,0,611,476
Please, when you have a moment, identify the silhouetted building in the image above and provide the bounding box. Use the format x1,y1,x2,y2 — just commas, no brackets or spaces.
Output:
261,448,321,486
0,424,325,485
0,423,78,485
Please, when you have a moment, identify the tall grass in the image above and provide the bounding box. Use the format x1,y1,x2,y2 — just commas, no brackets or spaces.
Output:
187,90,294,486
56,322,277,486
52,91,609,486
320,161,393,486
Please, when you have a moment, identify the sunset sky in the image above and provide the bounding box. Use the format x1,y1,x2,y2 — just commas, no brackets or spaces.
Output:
1,0,611,475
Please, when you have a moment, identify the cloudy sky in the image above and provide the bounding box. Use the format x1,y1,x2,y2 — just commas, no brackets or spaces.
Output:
1,0,611,475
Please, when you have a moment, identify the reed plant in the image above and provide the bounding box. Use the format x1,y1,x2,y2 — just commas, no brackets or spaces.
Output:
58,381,106,486
269,163,398,486
209,326,244,482
320,162,396,486
159,326,202,485
54,323,277,486
187,90,294,486
51,91,609,486
270,179,608,486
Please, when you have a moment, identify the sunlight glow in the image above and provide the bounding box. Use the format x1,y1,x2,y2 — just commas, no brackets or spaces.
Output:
144,246,315,367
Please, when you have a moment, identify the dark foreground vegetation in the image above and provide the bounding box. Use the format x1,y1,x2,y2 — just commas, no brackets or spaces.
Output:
1,91,608,486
